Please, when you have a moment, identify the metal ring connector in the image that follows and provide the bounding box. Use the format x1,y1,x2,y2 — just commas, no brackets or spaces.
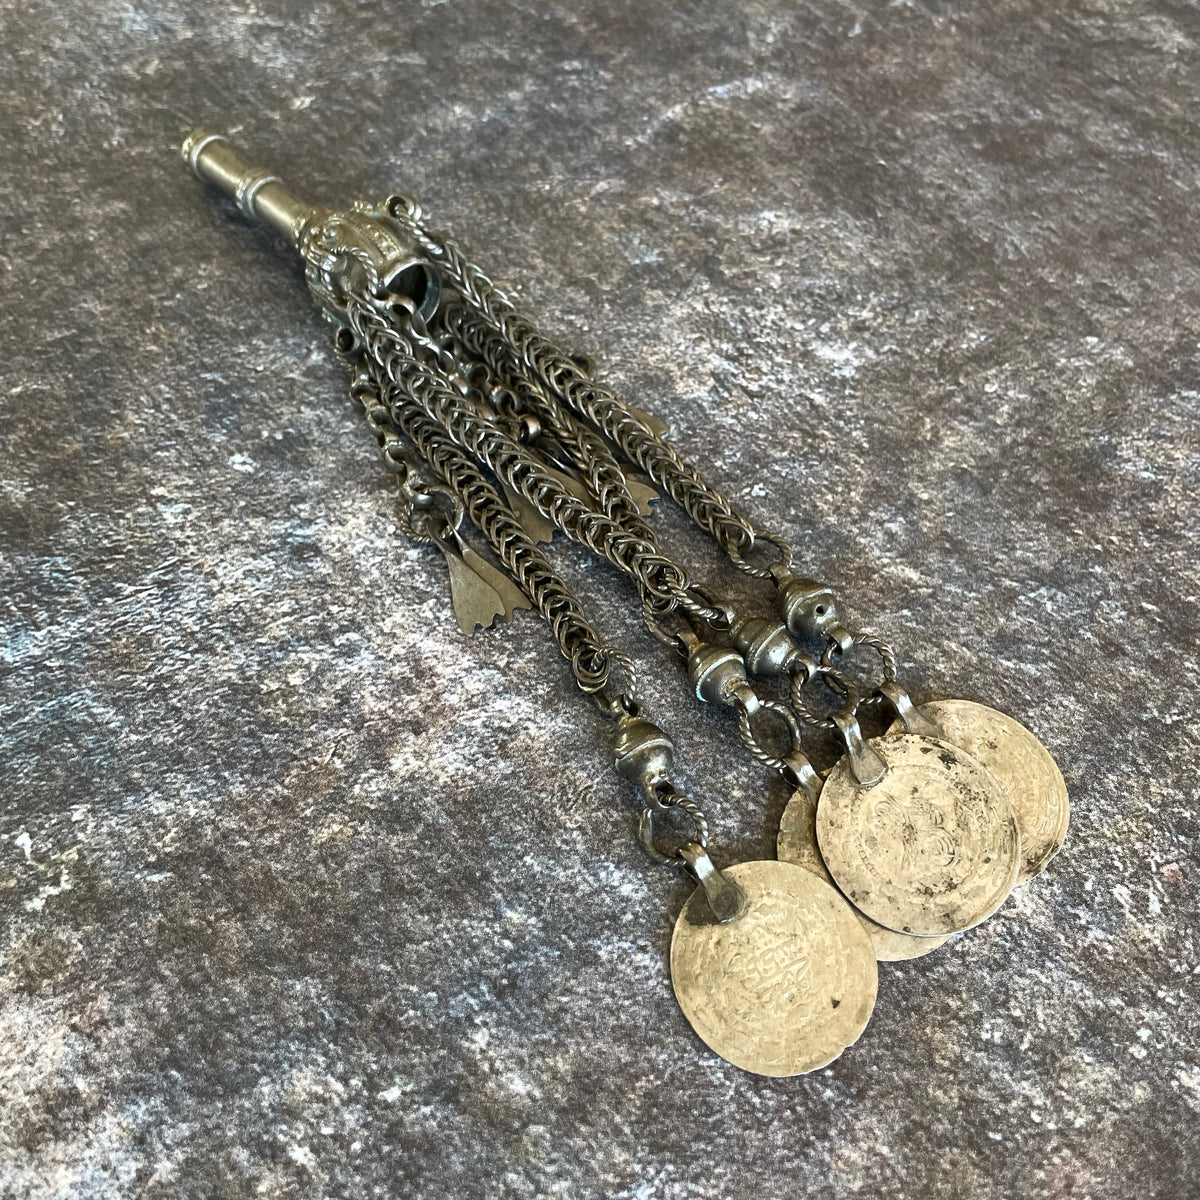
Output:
724,529,794,580
236,172,284,221
821,632,899,709
637,790,709,864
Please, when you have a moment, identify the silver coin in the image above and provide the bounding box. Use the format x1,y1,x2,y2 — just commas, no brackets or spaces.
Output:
671,860,878,1076
778,786,952,962
889,699,1068,883
817,734,1020,937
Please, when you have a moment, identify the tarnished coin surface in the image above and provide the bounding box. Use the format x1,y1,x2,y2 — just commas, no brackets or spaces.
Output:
671,860,877,1076
817,734,1020,937
778,787,952,962
889,699,1068,883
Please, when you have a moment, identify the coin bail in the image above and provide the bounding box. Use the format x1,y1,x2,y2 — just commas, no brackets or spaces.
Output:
877,680,940,740
831,705,887,787
678,842,749,924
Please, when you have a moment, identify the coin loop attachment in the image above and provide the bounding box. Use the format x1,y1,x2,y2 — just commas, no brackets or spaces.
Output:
670,859,878,1076
817,734,1020,937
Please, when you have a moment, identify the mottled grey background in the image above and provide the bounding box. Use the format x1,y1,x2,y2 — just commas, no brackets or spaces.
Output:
2,1,1197,1197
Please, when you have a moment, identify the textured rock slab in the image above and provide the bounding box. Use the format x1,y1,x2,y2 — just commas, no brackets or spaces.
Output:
1,1,1198,1197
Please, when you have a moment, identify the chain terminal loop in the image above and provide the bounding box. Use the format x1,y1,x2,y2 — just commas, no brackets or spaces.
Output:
638,789,710,864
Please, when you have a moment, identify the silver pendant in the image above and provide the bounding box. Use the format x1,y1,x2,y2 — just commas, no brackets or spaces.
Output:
778,781,951,962
816,733,1021,937
888,699,1069,882
671,858,877,1076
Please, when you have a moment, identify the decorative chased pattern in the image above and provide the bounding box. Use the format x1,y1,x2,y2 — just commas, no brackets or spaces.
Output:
777,785,952,962
670,860,877,1076
817,735,1021,937
899,700,1071,883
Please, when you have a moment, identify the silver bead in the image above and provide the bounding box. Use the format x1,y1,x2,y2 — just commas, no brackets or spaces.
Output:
775,574,852,650
731,616,796,676
613,715,675,791
687,643,759,713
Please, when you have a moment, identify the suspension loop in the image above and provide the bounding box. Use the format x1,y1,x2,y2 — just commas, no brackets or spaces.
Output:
590,646,640,712
735,698,806,773
642,599,693,655
397,483,465,545
723,528,794,580
821,632,899,709
333,325,366,363
638,787,710,864
385,192,423,224
790,665,862,729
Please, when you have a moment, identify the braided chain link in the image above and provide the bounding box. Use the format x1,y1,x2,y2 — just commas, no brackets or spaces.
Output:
383,196,794,577
346,295,709,616
445,302,660,551
341,345,620,695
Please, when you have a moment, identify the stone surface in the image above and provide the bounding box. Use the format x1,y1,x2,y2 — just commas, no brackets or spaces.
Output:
2,2,1198,1196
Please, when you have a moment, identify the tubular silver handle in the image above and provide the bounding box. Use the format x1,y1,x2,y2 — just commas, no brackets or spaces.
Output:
182,128,320,246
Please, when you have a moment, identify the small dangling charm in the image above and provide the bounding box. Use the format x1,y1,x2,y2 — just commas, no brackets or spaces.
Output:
499,481,557,544
432,523,529,634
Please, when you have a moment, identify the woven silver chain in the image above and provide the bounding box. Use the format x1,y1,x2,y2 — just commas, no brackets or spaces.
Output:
300,193,909,864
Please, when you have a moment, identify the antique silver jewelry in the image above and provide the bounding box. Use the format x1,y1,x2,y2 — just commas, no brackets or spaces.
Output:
182,129,1068,1076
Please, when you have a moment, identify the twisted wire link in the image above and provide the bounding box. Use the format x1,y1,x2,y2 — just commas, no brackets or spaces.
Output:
821,632,899,710
735,699,806,773
638,786,710,864
790,665,861,729
384,206,792,575
591,646,641,717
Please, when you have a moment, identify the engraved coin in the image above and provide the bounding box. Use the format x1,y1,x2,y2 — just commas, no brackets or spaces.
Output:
817,734,1020,937
778,787,952,962
889,699,1068,883
671,860,878,1076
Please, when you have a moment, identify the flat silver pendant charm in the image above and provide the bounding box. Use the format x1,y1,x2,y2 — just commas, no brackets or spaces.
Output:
671,860,877,1076
888,699,1069,883
778,785,951,962
816,734,1021,937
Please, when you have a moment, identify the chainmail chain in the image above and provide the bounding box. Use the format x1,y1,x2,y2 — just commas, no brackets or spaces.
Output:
341,298,713,855
341,340,622,695
386,197,789,575
345,294,730,624
329,199,891,860
443,301,660,554
335,210,886,813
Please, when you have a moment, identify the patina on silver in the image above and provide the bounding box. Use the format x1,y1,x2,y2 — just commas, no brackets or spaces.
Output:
184,130,441,325
183,129,1067,1075
671,859,877,1076
777,779,952,962
817,733,1021,937
888,699,1069,882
